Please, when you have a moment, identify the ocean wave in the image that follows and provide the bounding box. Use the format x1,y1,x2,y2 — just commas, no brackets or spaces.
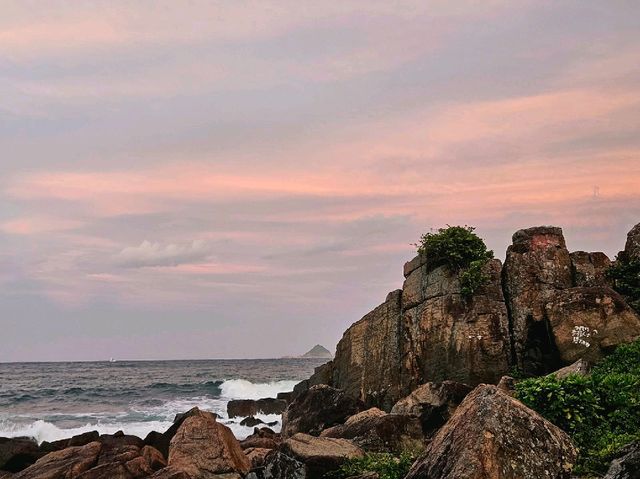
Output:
219,379,298,400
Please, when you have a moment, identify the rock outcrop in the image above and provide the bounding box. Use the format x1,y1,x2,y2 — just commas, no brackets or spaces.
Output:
227,398,287,418
281,385,362,437
405,385,577,479
297,223,640,409
13,441,102,479
603,441,640,479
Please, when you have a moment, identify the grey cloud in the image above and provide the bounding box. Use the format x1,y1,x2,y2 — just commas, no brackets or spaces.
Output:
114,239,212,268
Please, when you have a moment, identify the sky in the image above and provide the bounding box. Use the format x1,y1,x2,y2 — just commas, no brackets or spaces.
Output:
1,1,639,362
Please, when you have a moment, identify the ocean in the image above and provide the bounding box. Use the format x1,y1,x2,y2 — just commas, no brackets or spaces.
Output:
0,358,327,444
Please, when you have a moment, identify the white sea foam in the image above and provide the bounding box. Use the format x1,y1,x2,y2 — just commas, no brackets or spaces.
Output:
219,379,298,400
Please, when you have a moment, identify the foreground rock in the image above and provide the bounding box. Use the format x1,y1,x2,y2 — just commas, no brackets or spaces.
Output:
281,385,362,437
13,441,102,479
0,437,40,472
320,408,425,453
240,428,281,451
280,433,364,479
145,407,218,458
604,441,640,479
390,381,471,436
245,451,305,479
168,408,250,477
405,385,577,479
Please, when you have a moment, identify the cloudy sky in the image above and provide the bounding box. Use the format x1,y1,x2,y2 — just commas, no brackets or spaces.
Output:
1,1,639,361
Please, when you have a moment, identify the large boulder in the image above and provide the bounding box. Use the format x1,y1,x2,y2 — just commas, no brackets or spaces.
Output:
390,381,472,436
168,409,250,477
402,259,512,390
545,287,640,363
13,441,102,479
281,385,362,437
502,226,573,374
603,441,640,479
320,408,424,453
330,290,406,410
405,385,577,479
280,433,364,479
0,437,40,473
145,407,218,458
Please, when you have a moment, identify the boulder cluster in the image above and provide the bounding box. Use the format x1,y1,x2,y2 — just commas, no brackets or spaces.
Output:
2,223,639,479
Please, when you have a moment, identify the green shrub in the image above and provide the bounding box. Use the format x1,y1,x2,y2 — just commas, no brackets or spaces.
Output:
330,452,417,479
416,226,493,298
607,257,640,312
515,338,640,475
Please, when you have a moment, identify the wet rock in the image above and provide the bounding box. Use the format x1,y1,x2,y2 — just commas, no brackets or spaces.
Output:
502,226,573,375
390,381,472,437
227,399,287,419
13,441,102,479
281,385,363,437
0,437,40,473
280,433,364,479
603,441,640,479
240,417,264,428
141,445,167,471
545,287,640,363
405,385,577,479
168,411,250,476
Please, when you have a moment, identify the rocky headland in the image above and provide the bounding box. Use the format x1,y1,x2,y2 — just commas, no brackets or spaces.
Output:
2,223,639,479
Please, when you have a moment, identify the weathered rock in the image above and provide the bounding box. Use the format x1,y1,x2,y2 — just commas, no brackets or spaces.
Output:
68,432,100,448
390,381,471,436
148,467,192,479
570,251,612,287
405,385,577,479
240,428,280,451
276,392,294,403
547,359,591,379
240,417,264,428
76,461,132,479
97,444,139,466
281,433,364,479
503,226,573,375
141,446,167,471
330,290,406,410
98,432,144,451
403,259,512,388
13,441,102,479
168,413,250,477
603,441,640,479
320,409,425,453
227,399,287,419
244,447,271,469
245,451,305,479
623,223,640,261
145,407,218,459
293,361,334,400
281,385,362,437
124,455,154,478
0,437,40,472
545,287,640,363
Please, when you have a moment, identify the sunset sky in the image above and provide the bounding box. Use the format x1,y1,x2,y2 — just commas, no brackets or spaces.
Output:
2,1,639,361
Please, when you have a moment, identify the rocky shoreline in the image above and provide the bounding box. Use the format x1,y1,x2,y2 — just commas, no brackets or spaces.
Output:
2,223,640,478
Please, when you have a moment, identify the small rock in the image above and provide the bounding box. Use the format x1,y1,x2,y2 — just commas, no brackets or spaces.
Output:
240,417,264,428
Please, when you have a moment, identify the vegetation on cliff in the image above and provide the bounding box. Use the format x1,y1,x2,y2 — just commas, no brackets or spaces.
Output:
516,339,640,475
607,257,640,312
415,225,493,297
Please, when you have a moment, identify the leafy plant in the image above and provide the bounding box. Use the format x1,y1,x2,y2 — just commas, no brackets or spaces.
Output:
330,452,417,479
515,338,640,475
416,226,493,298
607,257,640,312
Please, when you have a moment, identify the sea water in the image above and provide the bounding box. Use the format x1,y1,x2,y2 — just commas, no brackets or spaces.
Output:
0,358,327,444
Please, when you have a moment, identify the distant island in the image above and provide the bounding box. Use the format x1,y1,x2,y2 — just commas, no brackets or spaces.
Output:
300,344,333,359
